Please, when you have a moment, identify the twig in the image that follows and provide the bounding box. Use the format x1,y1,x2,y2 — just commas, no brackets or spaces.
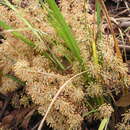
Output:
32,121,40,130
120,21,130,28
119,44,130,51
114,8,130,17
124,0,130,14
115,17,130,22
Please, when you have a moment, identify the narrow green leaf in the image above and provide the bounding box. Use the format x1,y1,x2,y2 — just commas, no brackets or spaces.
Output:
98,118,109,130
5,74,26,86
83,109,98,117
0,20,35,48
92,41,99,64
96,0,102,26
41,0,82,63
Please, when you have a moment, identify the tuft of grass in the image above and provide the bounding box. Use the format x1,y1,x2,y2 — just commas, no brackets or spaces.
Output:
89,0,104,105
40,0,83,63
1,0,66,70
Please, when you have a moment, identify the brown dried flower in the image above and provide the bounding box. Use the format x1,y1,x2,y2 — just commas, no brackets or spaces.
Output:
98,103,114,119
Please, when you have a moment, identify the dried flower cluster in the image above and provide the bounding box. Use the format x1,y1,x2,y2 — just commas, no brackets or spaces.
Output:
0,0,129,129
98,103,114,119
116,109,130,130
13,59,84,129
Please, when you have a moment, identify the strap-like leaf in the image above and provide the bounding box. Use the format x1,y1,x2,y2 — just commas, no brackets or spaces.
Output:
45,0,82,63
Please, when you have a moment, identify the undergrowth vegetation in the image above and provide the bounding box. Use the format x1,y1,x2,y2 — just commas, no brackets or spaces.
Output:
0,0,130,130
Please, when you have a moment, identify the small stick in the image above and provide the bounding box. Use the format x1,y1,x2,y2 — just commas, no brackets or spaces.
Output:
124,0,130,14
119,44,130,49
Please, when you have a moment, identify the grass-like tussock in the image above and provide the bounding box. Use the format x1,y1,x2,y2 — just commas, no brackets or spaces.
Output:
0,0,129,130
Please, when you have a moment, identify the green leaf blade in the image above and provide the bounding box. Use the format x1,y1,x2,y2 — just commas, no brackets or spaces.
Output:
45,0,82,63
98,118,109,130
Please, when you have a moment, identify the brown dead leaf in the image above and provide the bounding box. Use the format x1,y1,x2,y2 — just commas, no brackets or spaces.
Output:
116,92,130,107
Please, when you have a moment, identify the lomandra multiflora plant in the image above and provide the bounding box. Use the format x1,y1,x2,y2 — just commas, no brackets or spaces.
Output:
0,0,129,129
